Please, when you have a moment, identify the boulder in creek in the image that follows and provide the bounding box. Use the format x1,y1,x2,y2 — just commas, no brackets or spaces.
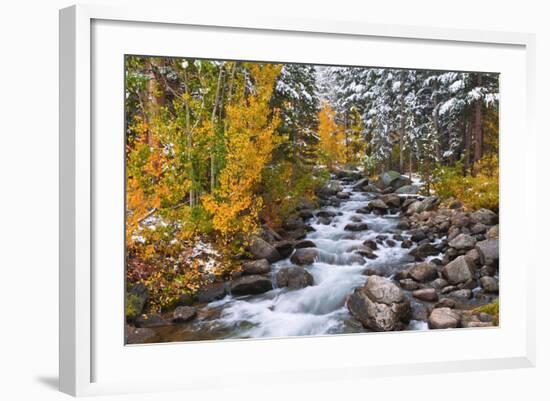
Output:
480,276,499,293
428,307,461,329
442,255,476,285
418,196,440,212
487,225,499,239
196,282,227,303
285,228,308,241
363,239,378,250
465,248,480,265
430,278,449,290
336,191,351,199
470,223,488,235
346,276,411,331
230,275,273,295
274,240,294,259
408,262,439,283
172,306,197,323
276,266,314,290
401,239,413,249
125,327,159,344
409,243,439,258
290,248,320,265
380,193,401,208
451,213,470,228
378,170,412,190
409,229,427,242
399,278,421,291
435,298,456,309
475,239,499,267
298,209,314,220
242,259,271,275
448,289,473,300
294,239,316,249
316,210,337,218
352,245,378,259
413,288,439,302
368,198,389,212
249,236,282,263
395,184,420,194
135,314,170,328
316,180,343,199
470,208,498,226
396,219,411,230
126,282,149,321
344,222,369,232
353,177,369,190
448,233,477,251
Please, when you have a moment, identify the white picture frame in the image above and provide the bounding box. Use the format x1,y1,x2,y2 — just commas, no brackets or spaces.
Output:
59,3,536,397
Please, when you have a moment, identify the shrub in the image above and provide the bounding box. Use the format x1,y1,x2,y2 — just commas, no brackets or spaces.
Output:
434,154,499,211
473,298,499,326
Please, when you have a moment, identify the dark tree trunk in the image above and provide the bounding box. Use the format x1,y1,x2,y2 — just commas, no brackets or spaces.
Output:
472,73,483,168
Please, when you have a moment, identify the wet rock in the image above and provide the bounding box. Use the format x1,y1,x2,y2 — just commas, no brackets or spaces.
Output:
380,193,401,208
290,248,320,265
479,265,497,277
428,307,461,329
259,226,283,244
408,263,439,283
470,209,498,226
172,306,197,323
470,223,488,235
480,276,499,293
430,278,449,290
413,288,439,302
399,278,421,291
353,245,378,259
448,289,473,300
347,276,411,331
363,268,385,276
353,177,370,190
249,236,282,263
294,239,316,249
451,212,471,228
317,217,332,225
442,255,476,285
316,210,337,218
410,301,429,321
435,298,456,309
196,282,227,303
242,259,271,275
475,239,499,267
441,285,458,294
487,225,499,239
396,219,411,230
336,191,351,199
401,239,413,249
350,215,364,223
344,222,369,232
449,234,476,251
135,314,169,328
274,241,294,259
276,266,314,290
316,180,344,199
363,240,378,250
460,279,478,290
395,184,420,194
410,229,427,243
385,239,396,247
126,327,158,344
378,171,412,191
230,275,273,295
465,248,480,265
286,228,308,241
298,209,314,220
393,233,404,241
410,243,439,258
368,199,389,212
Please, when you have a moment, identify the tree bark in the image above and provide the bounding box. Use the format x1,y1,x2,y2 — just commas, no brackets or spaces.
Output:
472,73,483,167
210,63,225,192
463,120,472,176
399,71,406,174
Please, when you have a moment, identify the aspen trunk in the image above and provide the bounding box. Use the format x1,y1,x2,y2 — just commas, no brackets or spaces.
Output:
210,63,225,192
473,73,483,167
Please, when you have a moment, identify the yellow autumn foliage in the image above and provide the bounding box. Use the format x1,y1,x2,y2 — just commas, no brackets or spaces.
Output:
318,101,346,168
202,63,282,250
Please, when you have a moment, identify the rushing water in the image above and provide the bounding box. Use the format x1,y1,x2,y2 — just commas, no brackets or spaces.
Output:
152,181,431,343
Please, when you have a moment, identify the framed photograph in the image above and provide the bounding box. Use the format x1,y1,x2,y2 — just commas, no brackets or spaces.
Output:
60,4,536,396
